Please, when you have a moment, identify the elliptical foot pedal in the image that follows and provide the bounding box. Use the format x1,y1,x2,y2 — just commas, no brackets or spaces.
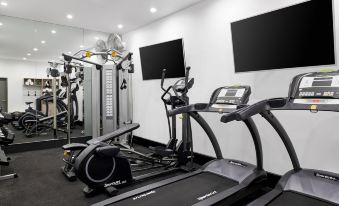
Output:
83,186,100,197
61,166,77,182
105,186,118,197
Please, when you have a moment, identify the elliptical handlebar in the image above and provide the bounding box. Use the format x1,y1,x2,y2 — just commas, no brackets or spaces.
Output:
160,66,193,106
184,66,191,91
161,69,166,92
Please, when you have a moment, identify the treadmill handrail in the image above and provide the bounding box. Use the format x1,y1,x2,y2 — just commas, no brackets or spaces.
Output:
189,112,223,159
168,103,263,170
220,99,301,171
243,118,263,171
167,103,247,116
221,100,269,124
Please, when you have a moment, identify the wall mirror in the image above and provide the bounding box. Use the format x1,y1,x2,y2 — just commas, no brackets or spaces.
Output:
0,15,109,145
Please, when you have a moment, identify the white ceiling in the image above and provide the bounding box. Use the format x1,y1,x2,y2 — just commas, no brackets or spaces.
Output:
0,0,204,34
0,0,204,62
0,15,109,62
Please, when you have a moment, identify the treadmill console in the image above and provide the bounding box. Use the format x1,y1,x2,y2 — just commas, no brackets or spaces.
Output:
290,71,339,104
210,86,251,108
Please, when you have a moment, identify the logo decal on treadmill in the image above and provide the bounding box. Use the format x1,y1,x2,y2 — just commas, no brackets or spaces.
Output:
105,180,127,187
315,173,339,182
132,191,156,200
197,191,217,201
229,160,246,167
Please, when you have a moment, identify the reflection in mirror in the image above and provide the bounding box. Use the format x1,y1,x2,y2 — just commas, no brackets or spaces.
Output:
0,15,109,145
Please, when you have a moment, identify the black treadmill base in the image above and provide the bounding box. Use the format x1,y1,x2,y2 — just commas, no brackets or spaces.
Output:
269,191,336,206
113,172,238,206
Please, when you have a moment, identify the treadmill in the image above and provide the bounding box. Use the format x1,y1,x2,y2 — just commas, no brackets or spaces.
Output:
93,85,267,206
216,71,339,206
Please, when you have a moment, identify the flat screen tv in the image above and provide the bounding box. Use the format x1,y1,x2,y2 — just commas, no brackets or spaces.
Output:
139,39,186,80
231,0,335,73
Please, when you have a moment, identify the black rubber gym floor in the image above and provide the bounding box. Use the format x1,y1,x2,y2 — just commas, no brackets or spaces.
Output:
10,125,84,144
0,147,183,206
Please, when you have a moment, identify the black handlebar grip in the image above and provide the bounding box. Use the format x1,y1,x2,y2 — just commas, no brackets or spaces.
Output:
237,100,268,120
185,66,191,85
220,111,241,123
161,69,166,88
220,100,268,123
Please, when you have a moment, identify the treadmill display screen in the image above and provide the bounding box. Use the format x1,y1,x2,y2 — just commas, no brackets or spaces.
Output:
312,80,332,87
295,73,339,102
215,88,246,104
225,89,238,97
299,76,339,88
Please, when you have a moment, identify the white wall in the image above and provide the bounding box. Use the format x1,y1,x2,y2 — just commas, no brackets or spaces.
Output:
124,0,339,175
0,58,85,121
0,58,48,112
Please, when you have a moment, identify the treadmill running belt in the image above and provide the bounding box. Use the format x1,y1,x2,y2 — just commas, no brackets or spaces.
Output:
113,172,238,206
270,191,336,206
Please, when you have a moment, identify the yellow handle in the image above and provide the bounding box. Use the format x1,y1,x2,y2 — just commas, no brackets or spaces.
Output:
63,150,70,157
85,51,92,58
111,51,118,57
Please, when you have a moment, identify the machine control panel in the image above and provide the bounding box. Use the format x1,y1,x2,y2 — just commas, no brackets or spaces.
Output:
292,71,339,104
210,86,251,108
173,78,194,93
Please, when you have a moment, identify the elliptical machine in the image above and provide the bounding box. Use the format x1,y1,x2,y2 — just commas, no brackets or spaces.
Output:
61,67,195,197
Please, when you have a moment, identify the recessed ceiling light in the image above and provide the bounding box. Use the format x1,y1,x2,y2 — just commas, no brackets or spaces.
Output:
0,22,3,26
94,36,99,40
68,51,72,54
80,45,84,48
22,57,27,60
66,14,73,19
27,53,31,56
0,2,8,6
150,7,157,13
41,40,46,44
51,30,56,34
117,24,123,29
33,48,38,51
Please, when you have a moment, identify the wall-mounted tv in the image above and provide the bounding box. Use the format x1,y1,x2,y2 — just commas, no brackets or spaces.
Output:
139,39,186,80
231,0,335,73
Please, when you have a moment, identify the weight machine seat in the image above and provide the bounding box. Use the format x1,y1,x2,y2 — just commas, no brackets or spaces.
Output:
62,143,88,150
248,169,339,206
25,102,33,105
87,123,140,145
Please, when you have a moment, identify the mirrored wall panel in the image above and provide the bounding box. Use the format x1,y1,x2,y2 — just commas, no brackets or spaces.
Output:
0,15,109,144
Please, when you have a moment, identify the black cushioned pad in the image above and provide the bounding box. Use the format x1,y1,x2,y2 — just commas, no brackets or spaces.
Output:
270,191,336,206
113,172,238,206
